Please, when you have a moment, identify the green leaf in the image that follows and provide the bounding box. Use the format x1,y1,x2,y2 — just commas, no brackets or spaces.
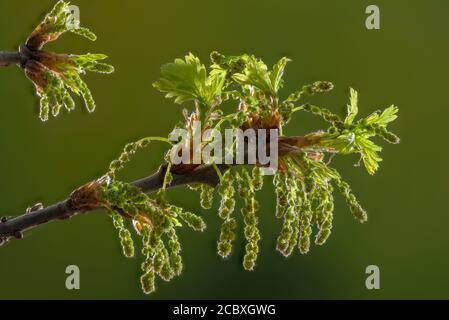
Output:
345,88,358,125
375,105,399,126
232,56,292,96
26,1,99,50
23,1,114,121
70,54,114,74
270,57,291,93
72,53,108,63
364,105,398,127
153,53,225,106
232,56,273,95
357,136,383,175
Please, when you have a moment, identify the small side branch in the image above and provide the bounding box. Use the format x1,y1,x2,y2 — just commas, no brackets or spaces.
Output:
0,135,316,246
0,164,226,245
0,51,22,67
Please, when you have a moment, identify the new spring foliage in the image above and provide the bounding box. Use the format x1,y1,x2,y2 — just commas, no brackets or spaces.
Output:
102,52,399,294
23,1,114,121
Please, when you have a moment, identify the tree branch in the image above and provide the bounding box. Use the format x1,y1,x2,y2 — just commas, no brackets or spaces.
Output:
0,164,226,245
0,134,316,246
0,51,22,67
0,46,36,68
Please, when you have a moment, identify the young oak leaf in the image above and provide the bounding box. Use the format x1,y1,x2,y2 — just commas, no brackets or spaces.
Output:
232,56,273,95
320,89,399,175
232,55,291,96
270,57,291,93
20,1,114,121
153,53,226,106
26,0,97,51
345,87,359,125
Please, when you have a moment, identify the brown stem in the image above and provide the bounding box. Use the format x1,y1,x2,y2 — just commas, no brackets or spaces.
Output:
0,134,319,246
0,51,22,67
0,45,37,68
0,164,227,245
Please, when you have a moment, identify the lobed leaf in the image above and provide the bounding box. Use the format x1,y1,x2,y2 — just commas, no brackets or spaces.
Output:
153,53,225,106
345,87,358,125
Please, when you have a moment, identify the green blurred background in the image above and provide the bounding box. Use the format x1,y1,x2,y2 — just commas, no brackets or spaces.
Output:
0,0,447,299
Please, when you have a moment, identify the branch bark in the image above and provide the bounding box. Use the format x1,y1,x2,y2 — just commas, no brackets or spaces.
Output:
0,135,317,246
0,51,22,67
0,45,39,68
0,164,226,245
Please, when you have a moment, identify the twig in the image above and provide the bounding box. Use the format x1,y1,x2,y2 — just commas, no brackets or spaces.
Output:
0,51,22,67
0,163,227,245
0,45,38,68
0,134,318,246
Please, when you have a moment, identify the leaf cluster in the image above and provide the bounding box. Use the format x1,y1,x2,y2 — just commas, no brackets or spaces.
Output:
102,51,399,294
22,1,114,121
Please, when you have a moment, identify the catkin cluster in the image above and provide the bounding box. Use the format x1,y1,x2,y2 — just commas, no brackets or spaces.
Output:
110,211,134,258
237,169,261,271
276,171,300,256
24,1,114,121
217,170,237,258
100,176,206,294
302,104,343,128
195,167,264,270
334,179,367,223
273,171,288,218
280,81,335,124
108,138,152,179
139,204,205,294
275,151,368,257
200,184,215,209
